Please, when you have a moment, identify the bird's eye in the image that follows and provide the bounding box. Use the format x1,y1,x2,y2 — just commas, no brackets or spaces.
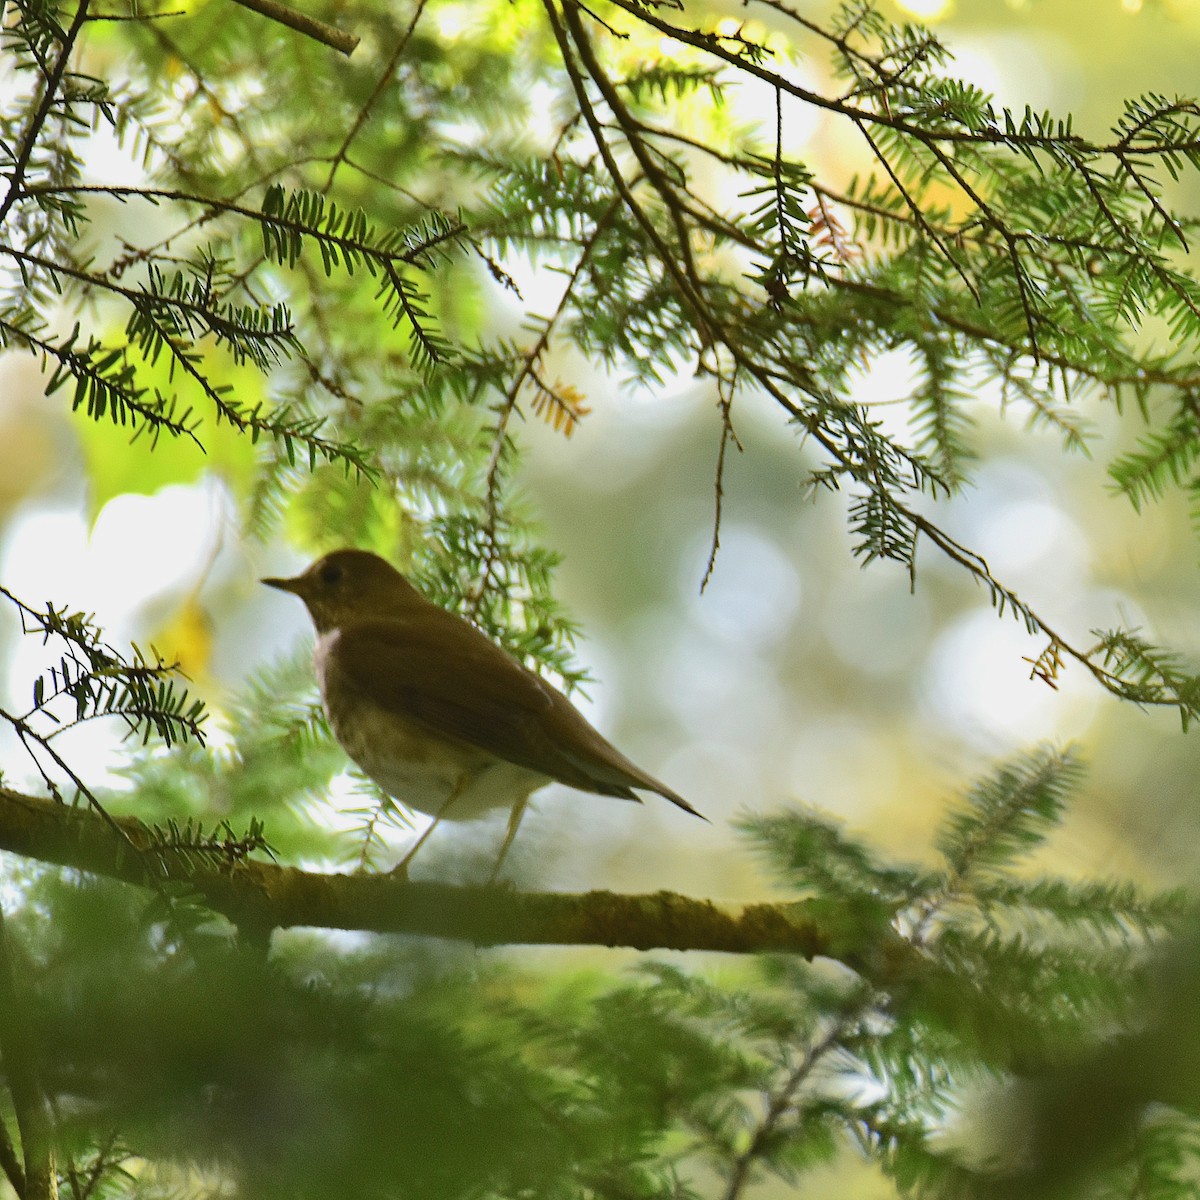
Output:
319,563,343,587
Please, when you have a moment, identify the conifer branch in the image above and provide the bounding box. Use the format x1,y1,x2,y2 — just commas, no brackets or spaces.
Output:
537,0,1200,721
851,115,979,300
0,0,90,230
23,185,465,269
470,197,620,619
0,318,204,446
721,1008,867,1200
0,785,863,960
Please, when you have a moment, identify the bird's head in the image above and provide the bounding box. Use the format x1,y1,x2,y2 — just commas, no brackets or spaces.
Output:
262,549,423,631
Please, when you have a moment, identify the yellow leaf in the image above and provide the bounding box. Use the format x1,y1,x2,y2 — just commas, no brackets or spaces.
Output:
147,596,214,686
530,380,590,439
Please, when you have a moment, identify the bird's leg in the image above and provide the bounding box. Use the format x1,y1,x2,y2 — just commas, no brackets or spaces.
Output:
390,774,469,878
486,795,529,885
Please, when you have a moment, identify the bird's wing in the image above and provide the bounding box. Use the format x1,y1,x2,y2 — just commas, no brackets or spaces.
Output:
328,615,700,816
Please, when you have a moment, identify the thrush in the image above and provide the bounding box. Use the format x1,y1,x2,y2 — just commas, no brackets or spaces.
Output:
262,549,702,878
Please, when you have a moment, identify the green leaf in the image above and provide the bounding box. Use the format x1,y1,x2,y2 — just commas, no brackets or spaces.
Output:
74,339,260,523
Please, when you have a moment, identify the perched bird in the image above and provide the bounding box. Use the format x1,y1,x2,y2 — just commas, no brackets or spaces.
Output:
262,549,702,878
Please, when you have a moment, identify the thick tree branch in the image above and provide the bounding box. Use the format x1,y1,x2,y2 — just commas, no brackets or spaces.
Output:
0,787,886,962
0,906,57,1200
0,1115,24,1200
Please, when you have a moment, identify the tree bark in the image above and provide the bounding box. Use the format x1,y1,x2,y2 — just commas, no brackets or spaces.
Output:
0,787,889,963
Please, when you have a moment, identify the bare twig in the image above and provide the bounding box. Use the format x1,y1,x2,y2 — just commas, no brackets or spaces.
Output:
700,374,743,594
468,197,621,619
852,117,979,301
227,0,358,55
87,7,185,19
322,0,430,187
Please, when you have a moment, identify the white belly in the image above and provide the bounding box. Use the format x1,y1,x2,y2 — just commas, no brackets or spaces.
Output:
342,710,547,819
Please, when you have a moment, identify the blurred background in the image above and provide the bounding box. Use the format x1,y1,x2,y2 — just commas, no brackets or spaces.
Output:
0,0,1197,908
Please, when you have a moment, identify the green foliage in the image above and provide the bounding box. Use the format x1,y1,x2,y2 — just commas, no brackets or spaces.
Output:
934,745,1085,882
0,584,206,753
258,186,465,373
740,804,920,908
1108,392,1200,520
46,326,202,448
4,748,1186,1198
20,885,624,1200
35,0,1199,721
3,0,1200,1196
114,651,348,862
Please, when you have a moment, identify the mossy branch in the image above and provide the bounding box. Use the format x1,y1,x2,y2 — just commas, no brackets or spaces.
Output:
0,786,887,963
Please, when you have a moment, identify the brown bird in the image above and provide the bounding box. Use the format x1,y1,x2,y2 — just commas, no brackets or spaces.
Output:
262,549,702,878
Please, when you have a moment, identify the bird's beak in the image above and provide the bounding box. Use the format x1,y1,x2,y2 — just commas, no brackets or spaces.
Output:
261,574,306,595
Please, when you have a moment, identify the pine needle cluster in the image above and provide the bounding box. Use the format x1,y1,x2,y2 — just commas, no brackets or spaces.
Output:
0,0,1199,1195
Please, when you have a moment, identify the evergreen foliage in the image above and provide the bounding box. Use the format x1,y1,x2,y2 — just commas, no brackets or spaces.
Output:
0,0,1198,1195
4,748,1191,1198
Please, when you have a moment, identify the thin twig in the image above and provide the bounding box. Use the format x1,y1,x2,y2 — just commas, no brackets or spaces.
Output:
87,7,185,18
700,374,743,594
0,706,156,869
563,1,703,292
468,197,621,619
721,1008,866,1200
852,117,979,301
322,0,431,187
0,0,90,229
227,0,358,55
545,0,715,357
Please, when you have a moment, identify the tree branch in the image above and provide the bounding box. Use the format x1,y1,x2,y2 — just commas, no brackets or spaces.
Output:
0,905,57,1200
0,0,90,230
322,0,428,184
227,0,358,55
0,787,883,961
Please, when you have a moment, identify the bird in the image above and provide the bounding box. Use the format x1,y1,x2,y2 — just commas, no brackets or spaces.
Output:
262,548,702,879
